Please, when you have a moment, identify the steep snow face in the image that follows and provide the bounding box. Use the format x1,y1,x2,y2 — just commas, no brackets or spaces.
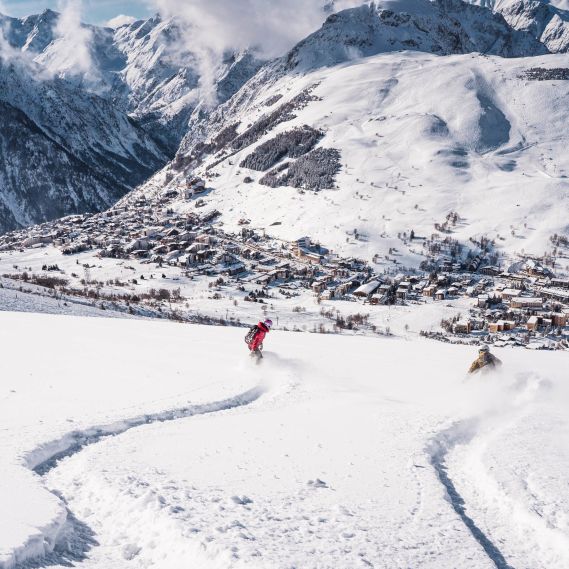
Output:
0,101,121,232
470,0,569,53
282,0,548,71
153,48,569,267
112,17,264,152
0,58,168,233
0,9,59,53
1,10,265,154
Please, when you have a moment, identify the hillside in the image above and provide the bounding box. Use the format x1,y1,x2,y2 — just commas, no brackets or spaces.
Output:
0,57,168,233
0,312,568,568
0,9,264,154
0,9,264,233
137,0,567,268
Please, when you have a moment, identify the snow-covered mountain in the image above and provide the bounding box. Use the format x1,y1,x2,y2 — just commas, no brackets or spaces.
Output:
135,0,566,267
0,10,264,233
470,0,569,52
0,56,169,233
1,10,265,153
109,17,264,152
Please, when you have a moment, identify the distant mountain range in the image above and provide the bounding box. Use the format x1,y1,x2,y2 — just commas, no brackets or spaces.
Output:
1,0,568,237
134,0,568,266
0,10,263,232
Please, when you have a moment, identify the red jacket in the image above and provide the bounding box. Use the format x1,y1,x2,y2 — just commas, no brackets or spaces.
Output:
249,321,269,351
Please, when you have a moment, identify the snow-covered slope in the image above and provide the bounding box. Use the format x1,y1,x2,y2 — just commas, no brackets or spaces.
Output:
0,57,168,233
471,0,569,53
1,10,265,154
135,0,567,267
1,311,568,568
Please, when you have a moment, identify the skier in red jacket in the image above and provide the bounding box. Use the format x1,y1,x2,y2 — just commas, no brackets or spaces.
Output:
246,319,272,357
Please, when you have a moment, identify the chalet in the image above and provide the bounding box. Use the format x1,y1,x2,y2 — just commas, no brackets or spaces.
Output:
434,289,446,301
187,242,209,254
501,288,522,301
164,250,182,263
296,247,323,264
415,280,429,292
423,285,436,298
334,280,354,297
488,320,515,333
396,283,410,300
552,312,568,327
255,274,271,286
144,226,163,238
541,288,569,304
353,280,381,298
126,238,150,252
502,273,526,288
526,315,540,331
223,262,246,276
447,286,459,297
195,233,214,245
22,235,54,247
131,250,149,258
370,293,388,305
312,280,327,294
152,245,168,255
225,243,241,256
510,297,543,310
480,265,501,276
453,321,472,334
468,255,483,272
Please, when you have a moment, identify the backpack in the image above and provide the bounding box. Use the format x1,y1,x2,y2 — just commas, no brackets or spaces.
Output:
244,325,259,345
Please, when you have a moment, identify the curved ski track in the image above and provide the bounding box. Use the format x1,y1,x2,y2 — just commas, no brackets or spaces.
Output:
11,384,266,569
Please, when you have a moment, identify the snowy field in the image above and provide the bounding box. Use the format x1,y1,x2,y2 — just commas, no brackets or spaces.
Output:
1,311,568,569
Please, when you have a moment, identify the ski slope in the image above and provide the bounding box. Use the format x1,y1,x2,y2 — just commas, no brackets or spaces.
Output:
1,311,568,568
153,50,569,270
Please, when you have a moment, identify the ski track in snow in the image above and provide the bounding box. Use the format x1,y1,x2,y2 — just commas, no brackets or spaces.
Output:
428,419,515,569
13,384,268,569
427,373,569,569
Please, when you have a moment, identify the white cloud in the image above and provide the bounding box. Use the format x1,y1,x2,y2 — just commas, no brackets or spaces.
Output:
152,0,364,59
105,14,137,29
150,0,365,106
51,0,95,77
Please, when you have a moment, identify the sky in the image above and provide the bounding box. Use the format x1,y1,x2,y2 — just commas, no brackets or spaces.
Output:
0,0,153,24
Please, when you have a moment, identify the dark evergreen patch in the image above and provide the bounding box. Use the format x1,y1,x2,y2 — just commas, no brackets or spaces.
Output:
260,148,341,191
240,126,323,171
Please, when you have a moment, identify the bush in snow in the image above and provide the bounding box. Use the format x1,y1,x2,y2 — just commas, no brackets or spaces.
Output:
260,148,341,191
240,126,323,172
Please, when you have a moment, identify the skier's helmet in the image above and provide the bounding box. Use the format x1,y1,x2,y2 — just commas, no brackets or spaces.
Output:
264,318,273,329
479,345,490,353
